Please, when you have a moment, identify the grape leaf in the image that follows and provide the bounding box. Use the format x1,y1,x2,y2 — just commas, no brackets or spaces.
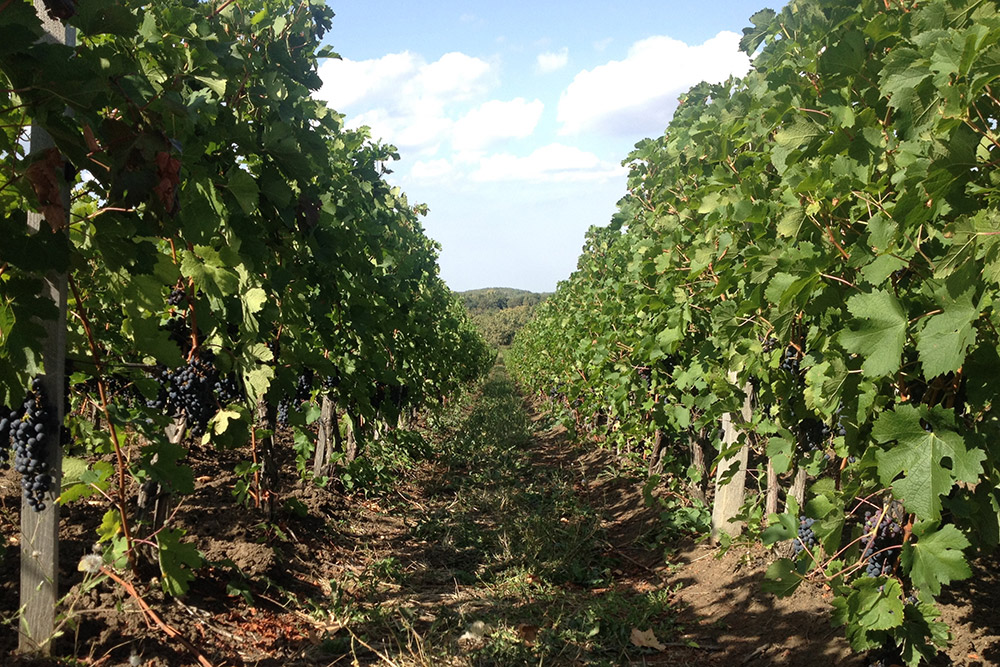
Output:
157,528,202,596
902,522,971,596
873,405,985,520
839,290,906,377
915,300,977,379
761,558,803,596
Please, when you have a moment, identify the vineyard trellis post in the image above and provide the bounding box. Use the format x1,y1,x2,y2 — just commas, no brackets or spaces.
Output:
19,2,73,653
711,373,752,542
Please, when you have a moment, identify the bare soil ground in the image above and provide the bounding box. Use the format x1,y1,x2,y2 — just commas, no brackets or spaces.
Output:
0,375,996,666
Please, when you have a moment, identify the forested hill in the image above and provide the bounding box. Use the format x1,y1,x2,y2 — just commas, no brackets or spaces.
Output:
458,288,550,347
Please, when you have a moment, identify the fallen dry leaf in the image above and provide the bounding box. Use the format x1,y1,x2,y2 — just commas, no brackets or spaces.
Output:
630,627,666,651
517,624,539,645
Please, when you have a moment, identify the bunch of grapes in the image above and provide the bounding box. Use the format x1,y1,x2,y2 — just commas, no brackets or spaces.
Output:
761,336,778,353
167,286,186,306
866,642,903,667
147,350,228,437
861,508,903,578
277,369,314,426
213,374,242,405
11,379,54,511
797,418,827,453
322,369,340,390
779,345,800,375
793,515,818,555
0,403,14,468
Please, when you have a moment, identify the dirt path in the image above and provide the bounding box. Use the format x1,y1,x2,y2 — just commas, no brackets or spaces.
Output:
1,368,997,666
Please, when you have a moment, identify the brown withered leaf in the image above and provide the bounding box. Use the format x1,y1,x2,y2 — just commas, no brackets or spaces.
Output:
630,627,666,651
25,148,66,231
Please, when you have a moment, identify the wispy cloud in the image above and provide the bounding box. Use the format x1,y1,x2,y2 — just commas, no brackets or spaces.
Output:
557,31,750,136
316,51,494,154
452,98,544,152
536,47,569,73
471,143,625,183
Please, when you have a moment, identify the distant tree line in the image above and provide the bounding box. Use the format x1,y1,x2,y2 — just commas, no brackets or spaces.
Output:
459,289,549,347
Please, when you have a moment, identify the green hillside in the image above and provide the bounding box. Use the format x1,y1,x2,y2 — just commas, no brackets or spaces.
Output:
458,288,550,347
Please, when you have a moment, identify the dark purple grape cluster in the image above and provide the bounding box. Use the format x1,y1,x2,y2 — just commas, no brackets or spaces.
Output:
277,369,314,427
0,402,14,469
779,345,800,375
214,374,242,405
147,350,229,437
11,379,54,511
164,316,193,354
793,515,817,555
833,410,847,437
866,643,903,667
322,369,340,390
167,286,186,306
862,509,902,577
761,336,778,353
797,418,826,452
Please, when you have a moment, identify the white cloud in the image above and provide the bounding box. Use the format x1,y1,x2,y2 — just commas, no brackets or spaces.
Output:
452,98,544,152
471,143,625,183
557,31,751,136
316,51,493,153
410,158,454,181
536,48,569,73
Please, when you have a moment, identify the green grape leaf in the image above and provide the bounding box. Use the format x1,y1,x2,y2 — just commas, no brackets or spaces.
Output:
765,436,793,475
852,577,905,632
761,558,803,597
739,8,776,54
140,440,195,495
180,247,239,297
97,509,121,543
761,510,797,545
228,169,260,215
157,528,203,596
915,300,977,379
59,459,114,504
873,405,985,520
242,287,267,315
839,290,906,377
901,522,971,597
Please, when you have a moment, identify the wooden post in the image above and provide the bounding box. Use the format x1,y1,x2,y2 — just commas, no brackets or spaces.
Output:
788,468,807,511
20,4,73,653
711,373,752,543
764,460,779,521
688,426,707,505
344,412,359,463
313,394,334,478
647,429,666,477
255,395,277,517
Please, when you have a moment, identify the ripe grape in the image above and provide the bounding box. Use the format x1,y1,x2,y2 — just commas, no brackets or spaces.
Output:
861,508,903,578
167,286,186,306
779,345,800,375
277,369,314,427
0,403,14,469
147,349,233,436
793,515,817,555
12,378,54,511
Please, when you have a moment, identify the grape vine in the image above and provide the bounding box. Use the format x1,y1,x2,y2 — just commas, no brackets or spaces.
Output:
508,1,1000,663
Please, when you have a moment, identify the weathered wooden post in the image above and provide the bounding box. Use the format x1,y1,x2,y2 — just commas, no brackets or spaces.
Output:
20,2,74,653
710,372,752,543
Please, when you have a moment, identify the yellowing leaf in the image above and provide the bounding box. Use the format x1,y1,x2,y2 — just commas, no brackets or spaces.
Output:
630,627,666,651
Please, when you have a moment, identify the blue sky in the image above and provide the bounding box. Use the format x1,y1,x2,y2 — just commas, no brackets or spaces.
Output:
317,1,773,292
